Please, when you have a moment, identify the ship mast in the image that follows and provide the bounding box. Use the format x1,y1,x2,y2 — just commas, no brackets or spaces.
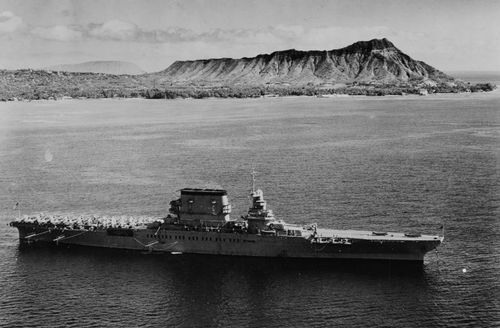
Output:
251,169,257,193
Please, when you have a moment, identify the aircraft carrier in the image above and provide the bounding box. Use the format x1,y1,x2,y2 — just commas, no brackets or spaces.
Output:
10,179,443,263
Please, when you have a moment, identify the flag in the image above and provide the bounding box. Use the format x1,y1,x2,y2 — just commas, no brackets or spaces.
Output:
13,202,19,210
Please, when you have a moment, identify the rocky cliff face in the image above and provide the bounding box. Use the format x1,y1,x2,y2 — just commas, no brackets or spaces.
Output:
159,38,452,85
47,61,145,75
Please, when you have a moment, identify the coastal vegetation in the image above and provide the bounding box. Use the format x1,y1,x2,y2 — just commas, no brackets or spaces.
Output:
0,39,496,101
0,69,496,101
0,69,495,101
143,82,496,99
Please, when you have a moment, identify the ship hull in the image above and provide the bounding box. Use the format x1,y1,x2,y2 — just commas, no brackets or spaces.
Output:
12,223,441,262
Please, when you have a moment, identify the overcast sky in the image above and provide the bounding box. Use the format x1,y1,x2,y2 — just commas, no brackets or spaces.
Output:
0,0,499,72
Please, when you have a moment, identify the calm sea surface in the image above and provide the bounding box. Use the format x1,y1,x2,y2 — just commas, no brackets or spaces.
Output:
0,89,499,327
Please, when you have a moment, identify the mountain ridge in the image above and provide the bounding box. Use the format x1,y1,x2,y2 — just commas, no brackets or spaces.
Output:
2,38,496,101
157,38,452,85
47,61,145,75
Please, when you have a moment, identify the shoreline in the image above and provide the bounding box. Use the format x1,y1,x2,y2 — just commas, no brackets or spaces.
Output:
1,70,497,102
1,87,498,104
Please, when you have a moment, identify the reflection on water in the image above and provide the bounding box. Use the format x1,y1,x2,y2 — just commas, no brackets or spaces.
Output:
5,246,435,328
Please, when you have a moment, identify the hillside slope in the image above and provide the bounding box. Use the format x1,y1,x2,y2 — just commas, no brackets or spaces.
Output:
2,38,495,101
47,61,145,75
157,38,452,85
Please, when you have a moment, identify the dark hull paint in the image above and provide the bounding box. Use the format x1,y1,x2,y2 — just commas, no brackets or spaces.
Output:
12,222,441,263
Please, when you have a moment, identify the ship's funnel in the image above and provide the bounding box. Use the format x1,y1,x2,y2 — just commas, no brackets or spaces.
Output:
175,188,231,226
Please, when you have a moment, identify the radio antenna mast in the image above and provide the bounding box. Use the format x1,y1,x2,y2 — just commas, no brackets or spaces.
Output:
251,168,257,193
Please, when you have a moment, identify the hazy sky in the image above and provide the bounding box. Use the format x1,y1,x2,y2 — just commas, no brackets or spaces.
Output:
0,0,499,72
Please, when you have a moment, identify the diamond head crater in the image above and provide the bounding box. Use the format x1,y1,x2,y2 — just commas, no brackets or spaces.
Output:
0,38,495,101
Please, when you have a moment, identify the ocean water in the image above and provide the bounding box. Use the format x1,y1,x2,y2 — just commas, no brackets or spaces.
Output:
447,71,500,85
0,90,499,327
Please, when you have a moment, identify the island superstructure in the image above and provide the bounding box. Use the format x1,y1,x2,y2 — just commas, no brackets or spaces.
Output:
10,178,443,262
